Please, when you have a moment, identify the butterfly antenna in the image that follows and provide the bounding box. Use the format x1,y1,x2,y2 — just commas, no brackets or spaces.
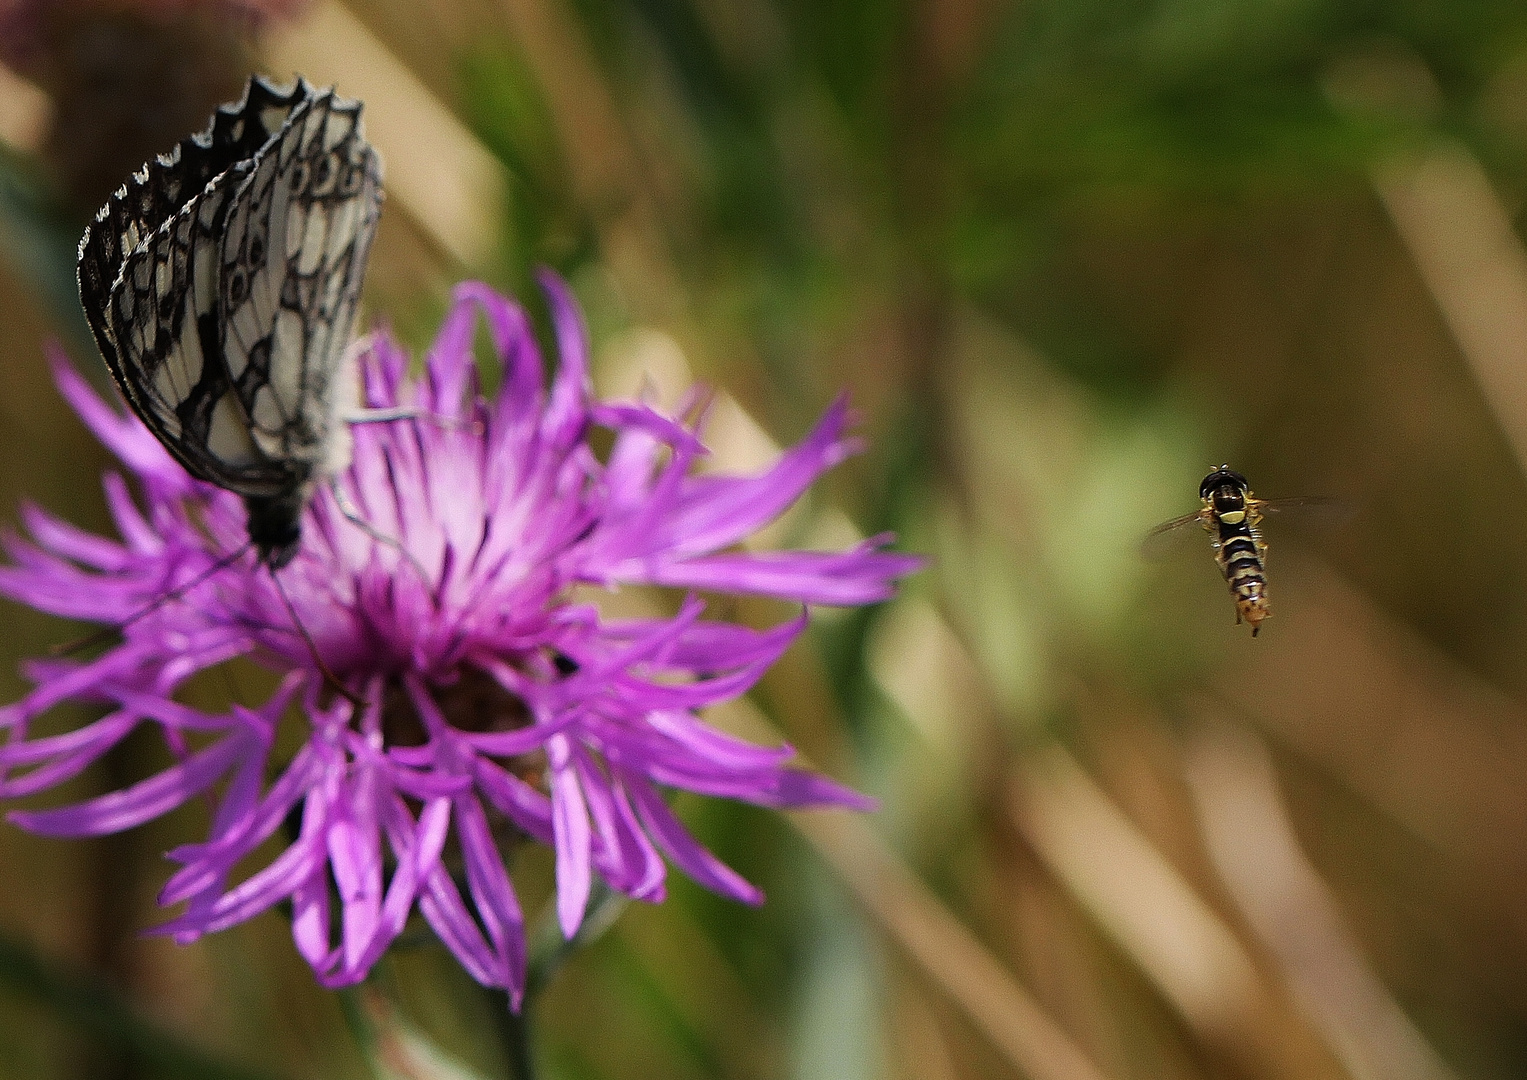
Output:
267,568,363,708
50,542,255,657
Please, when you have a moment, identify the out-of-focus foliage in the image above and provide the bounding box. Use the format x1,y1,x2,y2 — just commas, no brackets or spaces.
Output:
5,0,1527,1078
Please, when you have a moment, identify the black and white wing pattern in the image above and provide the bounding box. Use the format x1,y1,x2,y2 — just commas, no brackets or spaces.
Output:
218,83,382,480
76,75,383,566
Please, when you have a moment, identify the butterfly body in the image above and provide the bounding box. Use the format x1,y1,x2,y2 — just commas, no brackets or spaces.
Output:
78,75,382,568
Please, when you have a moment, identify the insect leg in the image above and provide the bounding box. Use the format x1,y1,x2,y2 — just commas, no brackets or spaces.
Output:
342,407,480,434
327,478,432,582
49,542,254,656
343,406,419,424
268,568,362,708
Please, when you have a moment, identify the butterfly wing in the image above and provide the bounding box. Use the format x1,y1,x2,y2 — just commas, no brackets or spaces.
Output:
78,76,316,498
218,85,383,477
77,73,305,326
76,76,382,499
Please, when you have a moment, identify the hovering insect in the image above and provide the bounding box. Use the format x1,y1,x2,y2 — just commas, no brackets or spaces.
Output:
1143,466,1333,636
76,74,383,569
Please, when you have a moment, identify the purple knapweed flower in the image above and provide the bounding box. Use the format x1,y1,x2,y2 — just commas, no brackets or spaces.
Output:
0,276,918,1004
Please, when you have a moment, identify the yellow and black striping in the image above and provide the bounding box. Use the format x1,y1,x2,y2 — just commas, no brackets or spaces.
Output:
1199,466,1271,635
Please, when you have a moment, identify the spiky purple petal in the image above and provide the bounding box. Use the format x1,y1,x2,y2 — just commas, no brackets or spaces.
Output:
0,277,919,1002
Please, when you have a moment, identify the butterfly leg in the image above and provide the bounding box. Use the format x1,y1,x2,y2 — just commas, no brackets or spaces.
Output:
49,543,255,656
267,567,363,708
327,478,432,582
343,406,418,423
343,407,480,434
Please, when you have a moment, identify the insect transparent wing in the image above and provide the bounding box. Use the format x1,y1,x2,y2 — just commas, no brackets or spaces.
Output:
219,86,383,471
1251,495,1357,540
1252,495,1347,518
1140,510,1208,561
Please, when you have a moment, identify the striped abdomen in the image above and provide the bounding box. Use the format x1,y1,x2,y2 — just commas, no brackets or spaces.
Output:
1212,514,1269,635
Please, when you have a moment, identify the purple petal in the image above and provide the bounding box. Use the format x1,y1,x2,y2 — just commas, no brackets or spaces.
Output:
758,768,878,811
385,797,503,990
453,281,542,405
327,780,383,971
102,473,165,555
187,821,327,936
655,396,857,557
423,297,481,416
537,270,592,456
644,709,797,770
11,730,253,836
474,758,554,844
455,795,525,985
548,734,592,938
596,617,810,674
160,741,322,906
48,345,186,488
287,795,336,966
0,644,153,732
0,709,141,796
291,863,335,969
590,402,707,459
417,865,501,989
338,795,452,983
20,502,131,571
626,776,762,905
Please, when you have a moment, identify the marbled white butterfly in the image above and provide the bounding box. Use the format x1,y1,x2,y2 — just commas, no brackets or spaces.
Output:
77,74,383,569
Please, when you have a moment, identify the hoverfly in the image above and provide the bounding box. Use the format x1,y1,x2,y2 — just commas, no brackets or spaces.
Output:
1143,466,1334,636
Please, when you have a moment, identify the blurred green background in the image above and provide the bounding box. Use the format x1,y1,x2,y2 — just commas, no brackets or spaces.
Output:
3,0,1527,1078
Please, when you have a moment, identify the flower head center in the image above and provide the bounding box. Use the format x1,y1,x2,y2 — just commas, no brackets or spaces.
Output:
381,667,533,749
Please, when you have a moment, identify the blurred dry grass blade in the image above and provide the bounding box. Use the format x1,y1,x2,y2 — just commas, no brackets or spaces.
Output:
793,810,1115,1080
492,0,678,308
1212,555,1527,937
1008,747,1261,1044
262,0,507,267
492,0,633,210
890,980,963,1080
705,696,1111,1080
1374,142,1527,475
1185,723,1457,1080
349,986,495,1080
869,598,989,753
0,65,48,154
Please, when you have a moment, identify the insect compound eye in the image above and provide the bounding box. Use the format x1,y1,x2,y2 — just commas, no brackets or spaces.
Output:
1200,467,1249,500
